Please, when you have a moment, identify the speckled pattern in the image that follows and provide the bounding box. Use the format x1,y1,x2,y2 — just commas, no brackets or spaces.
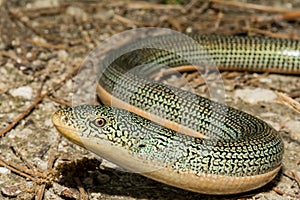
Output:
1,0,300,199
52,102,282,194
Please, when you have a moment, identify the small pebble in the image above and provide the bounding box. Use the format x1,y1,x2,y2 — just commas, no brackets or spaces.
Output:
38,52,51,61
259,77,272,83
94,10,114,21
44,119,53,127
10,86,33,100
21,128,33,135
26,52,33,59
234,88,276,104
16,47,22,54
66,6,88,21
11,39,20,47
284,120,300,141
27,0,59,9
186,27,192,33
32,36,47,44
0,167,10,174
57,50,68,60
260,112,277,118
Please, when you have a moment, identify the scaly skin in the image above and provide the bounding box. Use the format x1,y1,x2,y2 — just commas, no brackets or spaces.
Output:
52,34,300,194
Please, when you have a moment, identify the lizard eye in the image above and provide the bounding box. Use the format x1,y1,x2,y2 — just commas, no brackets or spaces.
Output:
94,117,106,127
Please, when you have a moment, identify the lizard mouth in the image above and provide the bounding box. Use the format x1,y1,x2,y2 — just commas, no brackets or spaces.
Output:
52,110,84,147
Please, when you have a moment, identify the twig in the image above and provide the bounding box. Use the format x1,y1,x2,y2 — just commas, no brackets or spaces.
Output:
114,14,154,27
245,72,269,85
289,91,300,98
36,79,45,98
0,158,36,181
275,92,300,113
211,0,291,13
35,184,46,200
48,96,72,107
26,39,69,50
253,10,300,22
185,0,203,11
1,136,61,199
114,14,137,27
0,51,27,64
0,93,45,137
221,71,244,79
295,171,300,188
74,177,88,200
284,170,300,188
1,142,58,198
35,137,59,200
0,65,81,137
166,16,183,32
277,10,300,20
214,12,223,30
244,27,300,40
272,187,299,198
8,8,63,43
17,6,67,19
47,135,60,170
10,146,39,173
0,155,43,177
111,1,183,10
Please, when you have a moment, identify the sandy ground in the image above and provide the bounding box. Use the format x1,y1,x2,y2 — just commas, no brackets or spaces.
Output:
0,0,299,199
